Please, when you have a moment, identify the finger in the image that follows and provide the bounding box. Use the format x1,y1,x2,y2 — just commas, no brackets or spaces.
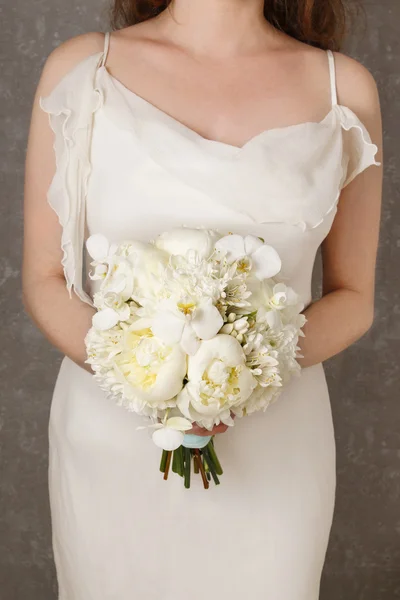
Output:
189,425,213,436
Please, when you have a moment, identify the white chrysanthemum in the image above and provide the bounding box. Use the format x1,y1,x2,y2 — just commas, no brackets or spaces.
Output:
233,385,281,417
177,335,257,430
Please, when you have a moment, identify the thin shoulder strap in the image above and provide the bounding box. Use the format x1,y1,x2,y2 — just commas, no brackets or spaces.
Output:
100,32,111,68
326,49,338,106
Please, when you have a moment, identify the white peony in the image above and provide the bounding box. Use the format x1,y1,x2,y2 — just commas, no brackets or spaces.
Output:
85,322,187,418
177,334,257,430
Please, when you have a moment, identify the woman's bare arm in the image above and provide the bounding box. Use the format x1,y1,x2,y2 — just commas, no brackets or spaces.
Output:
298,53,383,367
23,33,105,371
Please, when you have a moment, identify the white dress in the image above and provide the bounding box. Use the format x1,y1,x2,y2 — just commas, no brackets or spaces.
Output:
40,33,380,600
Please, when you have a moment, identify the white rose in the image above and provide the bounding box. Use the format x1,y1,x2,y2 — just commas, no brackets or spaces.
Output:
177,334,257,430
155,228,219,260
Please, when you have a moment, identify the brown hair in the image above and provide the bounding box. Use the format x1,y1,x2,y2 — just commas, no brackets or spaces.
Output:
111,0,360,51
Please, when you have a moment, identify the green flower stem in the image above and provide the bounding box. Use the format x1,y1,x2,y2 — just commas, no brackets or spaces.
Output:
206,441,223,475
193,449,209,489
183,447,191,489
160,450,168,473
163,451,173,481
159,442,223,488
203,454,210,473
177,446,184,478
172,448,179,474
202,447,220,486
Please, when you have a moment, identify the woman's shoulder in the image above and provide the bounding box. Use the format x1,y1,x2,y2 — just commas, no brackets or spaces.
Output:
38,32,106,99
332,50,382,157
333,50,379,103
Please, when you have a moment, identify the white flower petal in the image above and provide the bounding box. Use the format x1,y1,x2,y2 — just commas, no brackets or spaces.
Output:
251,245,282,279
129,317,154,332
152,311,185,344
90,264,108,280
264,310,282,330
214,234,246,262
92,308,120,331
152,427,184,451
244,235,263,255
155,228,218,260
191,304,224,340
236,367,258,404
181,324,201,356
86,234,110,262
176,387,195,421
187,334,246,381
273,283,287,294
166,417,193,431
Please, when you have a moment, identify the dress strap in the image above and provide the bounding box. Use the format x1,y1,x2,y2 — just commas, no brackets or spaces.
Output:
101,32,111,68
326,49,338,107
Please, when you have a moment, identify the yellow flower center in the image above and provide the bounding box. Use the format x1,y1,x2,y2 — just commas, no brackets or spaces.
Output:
177,301,196,316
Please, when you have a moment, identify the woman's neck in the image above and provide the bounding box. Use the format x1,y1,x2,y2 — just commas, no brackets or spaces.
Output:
154,0,280,58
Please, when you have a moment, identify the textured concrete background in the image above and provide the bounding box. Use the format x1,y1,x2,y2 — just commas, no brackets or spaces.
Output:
0,1,399,599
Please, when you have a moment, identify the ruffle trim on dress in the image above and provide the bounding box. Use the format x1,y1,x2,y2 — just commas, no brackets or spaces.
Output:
39,53,105,305
303,105,382,230
336,105,381,188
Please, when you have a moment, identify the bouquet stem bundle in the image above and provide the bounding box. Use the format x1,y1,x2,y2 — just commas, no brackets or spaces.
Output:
159,437,223,489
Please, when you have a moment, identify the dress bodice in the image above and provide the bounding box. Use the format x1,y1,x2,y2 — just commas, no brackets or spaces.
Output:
40,33,380,308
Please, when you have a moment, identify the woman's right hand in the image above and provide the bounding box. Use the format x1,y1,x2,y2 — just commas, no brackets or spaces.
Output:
189,413,236,437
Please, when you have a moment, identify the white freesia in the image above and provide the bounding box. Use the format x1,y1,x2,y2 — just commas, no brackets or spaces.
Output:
154,228,219,260
152,297,224,355
177,335,257,429
215,234,282,280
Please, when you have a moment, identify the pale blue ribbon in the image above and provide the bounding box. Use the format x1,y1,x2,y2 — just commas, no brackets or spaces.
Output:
182,433,212,449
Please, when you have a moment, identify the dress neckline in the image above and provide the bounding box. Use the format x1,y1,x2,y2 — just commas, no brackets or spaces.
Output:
102,65,337,155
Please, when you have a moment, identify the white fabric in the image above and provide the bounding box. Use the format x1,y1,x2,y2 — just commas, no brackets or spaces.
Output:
326,49,338,106
40,39,380,600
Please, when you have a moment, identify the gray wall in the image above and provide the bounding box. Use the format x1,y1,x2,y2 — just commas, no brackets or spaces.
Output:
0,2,399,599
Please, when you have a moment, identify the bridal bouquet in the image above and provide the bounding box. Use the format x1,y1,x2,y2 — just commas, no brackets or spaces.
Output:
84,228,306,489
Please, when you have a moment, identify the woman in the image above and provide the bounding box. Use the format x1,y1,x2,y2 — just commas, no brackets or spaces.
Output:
23,0,383,598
